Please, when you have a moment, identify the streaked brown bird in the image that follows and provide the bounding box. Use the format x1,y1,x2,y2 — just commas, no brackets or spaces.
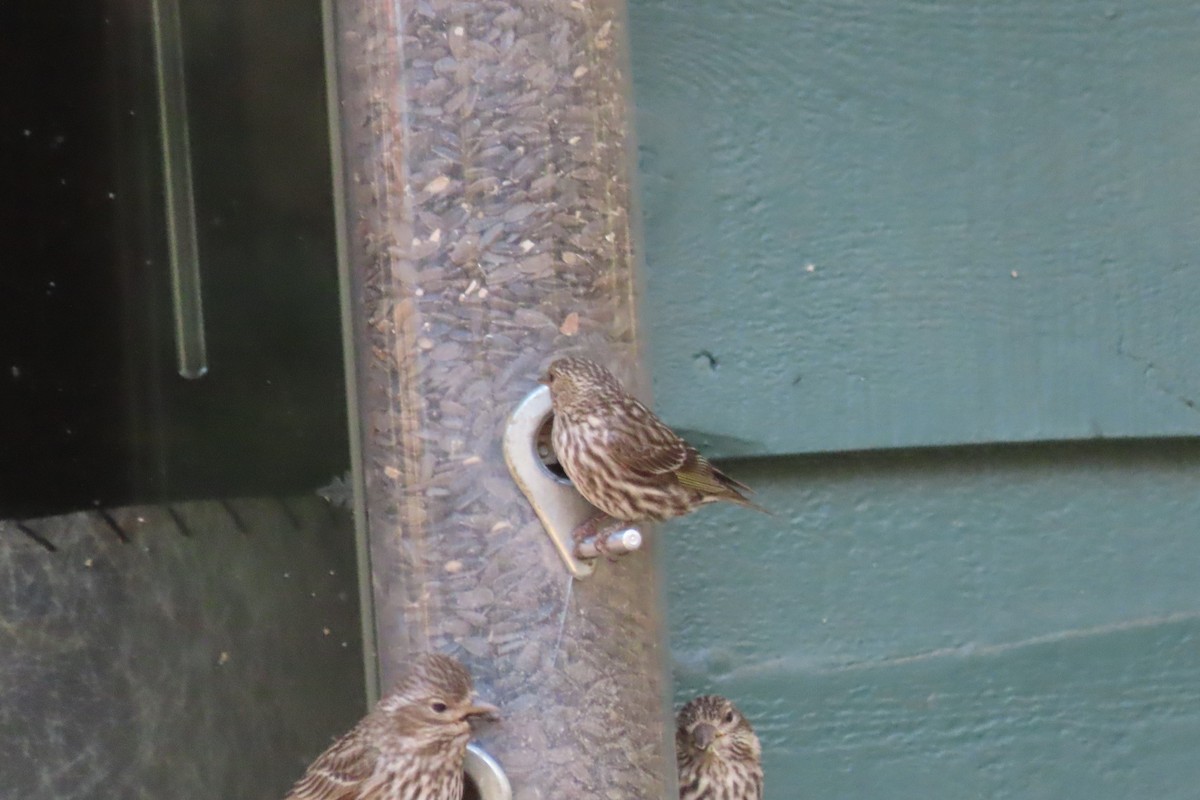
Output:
676,695,764,800
283,653,497,800
540,357,764,547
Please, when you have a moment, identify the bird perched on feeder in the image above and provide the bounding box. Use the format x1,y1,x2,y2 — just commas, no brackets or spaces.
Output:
283,653,498,800
540,356,765,551
676,695,764,800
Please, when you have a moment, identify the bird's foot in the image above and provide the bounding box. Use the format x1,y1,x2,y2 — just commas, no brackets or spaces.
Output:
573,516,643,562
572,515,607,559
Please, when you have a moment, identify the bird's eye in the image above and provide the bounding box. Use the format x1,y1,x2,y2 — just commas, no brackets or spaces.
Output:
431,702,448,713
724,711,735,723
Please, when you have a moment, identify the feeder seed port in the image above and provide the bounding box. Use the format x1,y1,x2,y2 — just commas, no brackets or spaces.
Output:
503,385,643,577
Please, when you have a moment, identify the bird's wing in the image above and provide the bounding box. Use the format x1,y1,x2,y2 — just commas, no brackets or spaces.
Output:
674,450,741,496
606,402,692,477
283,731,381,800
607,404,755,500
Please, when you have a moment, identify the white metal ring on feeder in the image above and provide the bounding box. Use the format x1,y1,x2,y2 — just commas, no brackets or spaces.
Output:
465,743,511,800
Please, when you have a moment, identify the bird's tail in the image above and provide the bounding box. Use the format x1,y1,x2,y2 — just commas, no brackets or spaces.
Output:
712,467,772,516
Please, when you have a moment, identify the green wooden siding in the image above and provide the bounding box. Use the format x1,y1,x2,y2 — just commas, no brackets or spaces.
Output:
630,2,1200,798
658,442,1200,799
632,0,1200,458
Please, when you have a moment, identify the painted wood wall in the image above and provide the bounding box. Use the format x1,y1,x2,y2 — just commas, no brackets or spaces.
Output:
629,2,1200,797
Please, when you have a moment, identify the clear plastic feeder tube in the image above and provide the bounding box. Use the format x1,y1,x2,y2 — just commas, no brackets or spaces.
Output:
323,0,672,797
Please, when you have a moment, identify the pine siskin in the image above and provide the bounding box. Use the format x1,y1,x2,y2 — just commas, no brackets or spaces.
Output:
540,357,764,546
676,695,764,800
283,653,498,800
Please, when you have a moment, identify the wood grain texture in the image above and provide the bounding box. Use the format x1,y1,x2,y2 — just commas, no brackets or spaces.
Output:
662,440,1200,799
631,0,1200,457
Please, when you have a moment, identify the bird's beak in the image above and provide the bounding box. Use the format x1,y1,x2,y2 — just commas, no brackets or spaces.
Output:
464,701,500,722
537,373,550,386
691,723,717,751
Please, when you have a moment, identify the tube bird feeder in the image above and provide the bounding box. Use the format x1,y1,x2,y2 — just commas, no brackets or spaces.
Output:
323,0,673,797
